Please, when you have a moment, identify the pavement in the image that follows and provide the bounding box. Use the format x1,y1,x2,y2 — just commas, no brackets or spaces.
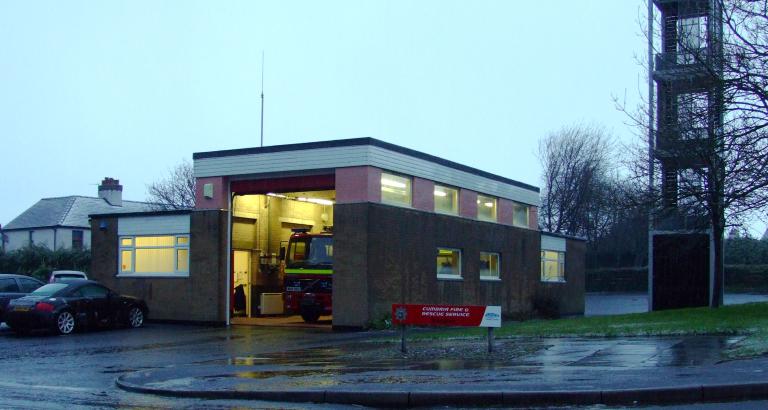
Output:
116,333,768,408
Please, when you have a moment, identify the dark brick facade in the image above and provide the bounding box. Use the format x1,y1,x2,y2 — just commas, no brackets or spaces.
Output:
334,203,585,327
90,205,584,327
90,210,228,324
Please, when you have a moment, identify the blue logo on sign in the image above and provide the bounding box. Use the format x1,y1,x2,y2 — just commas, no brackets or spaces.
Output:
484,312,500,319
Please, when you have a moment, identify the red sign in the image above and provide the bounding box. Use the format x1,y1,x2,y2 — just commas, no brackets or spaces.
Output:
391,304,501,328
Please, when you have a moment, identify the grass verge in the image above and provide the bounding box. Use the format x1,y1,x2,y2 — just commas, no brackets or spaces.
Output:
406,302,768,359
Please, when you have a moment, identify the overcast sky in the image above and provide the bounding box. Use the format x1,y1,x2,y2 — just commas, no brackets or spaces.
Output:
0,1,654,230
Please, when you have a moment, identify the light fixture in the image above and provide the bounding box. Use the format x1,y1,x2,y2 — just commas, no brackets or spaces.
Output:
484,202,494,208
267,192,334,206
434,190,447,197
298,197,334,206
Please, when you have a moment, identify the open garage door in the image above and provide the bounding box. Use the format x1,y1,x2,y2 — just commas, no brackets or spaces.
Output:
229,181,335,327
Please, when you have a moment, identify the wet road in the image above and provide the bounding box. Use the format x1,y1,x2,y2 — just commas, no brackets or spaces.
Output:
0,323,372,409
1,293,767,409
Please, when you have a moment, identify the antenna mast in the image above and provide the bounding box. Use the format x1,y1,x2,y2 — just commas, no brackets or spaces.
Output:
260,51,265,147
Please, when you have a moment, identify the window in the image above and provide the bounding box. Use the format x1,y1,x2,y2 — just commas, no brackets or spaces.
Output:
72,230,84,249
477,195,497,221
480,252,500,280
437,248,462,279
28,231,34,245
18,278,42,293
381,172,411,206
434,185,458,215
119,235,190,277
513,203,529,228
0,278,19,292
79,285,109,298
541,250,565,282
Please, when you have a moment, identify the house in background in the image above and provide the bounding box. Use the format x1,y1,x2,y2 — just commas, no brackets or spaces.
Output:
1,178,153,251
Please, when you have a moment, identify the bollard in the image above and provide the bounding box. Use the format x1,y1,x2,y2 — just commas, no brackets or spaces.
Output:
487,327,494,353
401,325,407,354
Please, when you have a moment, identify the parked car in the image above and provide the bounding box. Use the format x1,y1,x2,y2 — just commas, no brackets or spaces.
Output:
5,280,148,335
0,274,46,322
48,270,88,283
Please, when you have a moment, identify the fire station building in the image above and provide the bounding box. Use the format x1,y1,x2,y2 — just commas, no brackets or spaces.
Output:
89,138,585,328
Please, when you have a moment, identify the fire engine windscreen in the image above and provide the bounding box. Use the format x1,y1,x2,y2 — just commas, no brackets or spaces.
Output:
287,237,333,269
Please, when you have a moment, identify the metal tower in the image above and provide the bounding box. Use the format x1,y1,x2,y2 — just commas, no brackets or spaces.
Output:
649,0,723,310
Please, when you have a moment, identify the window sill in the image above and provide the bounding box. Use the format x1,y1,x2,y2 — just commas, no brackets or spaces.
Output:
541,279,567,284
117,273,189,278
437,274,463,281
480,277,502,282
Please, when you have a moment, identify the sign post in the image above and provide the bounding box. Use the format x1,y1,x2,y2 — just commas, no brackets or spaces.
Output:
391,304,501,354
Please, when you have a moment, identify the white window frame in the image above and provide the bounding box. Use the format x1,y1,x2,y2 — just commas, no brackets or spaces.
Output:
436,247,462,280
118,234,190,278
480,251,501,281
540,250,566,283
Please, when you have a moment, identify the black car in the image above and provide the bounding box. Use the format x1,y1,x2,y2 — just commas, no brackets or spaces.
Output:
0,274,45,321
5,280,148,335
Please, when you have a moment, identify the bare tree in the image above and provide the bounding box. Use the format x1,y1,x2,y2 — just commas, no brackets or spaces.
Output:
146,159,196,210
538,124,615,243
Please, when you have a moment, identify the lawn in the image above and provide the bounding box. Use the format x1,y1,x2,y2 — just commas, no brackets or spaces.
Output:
407,302,768,359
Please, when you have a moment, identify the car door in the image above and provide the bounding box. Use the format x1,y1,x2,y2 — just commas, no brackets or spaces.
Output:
79,285,111,327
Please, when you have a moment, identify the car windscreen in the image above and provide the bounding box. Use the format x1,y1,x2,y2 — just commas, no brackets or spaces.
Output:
31,283,69,296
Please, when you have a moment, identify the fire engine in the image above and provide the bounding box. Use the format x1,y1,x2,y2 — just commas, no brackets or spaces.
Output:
283,229,333,322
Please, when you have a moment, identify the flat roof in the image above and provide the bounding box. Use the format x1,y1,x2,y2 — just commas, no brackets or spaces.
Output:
193,137,538,193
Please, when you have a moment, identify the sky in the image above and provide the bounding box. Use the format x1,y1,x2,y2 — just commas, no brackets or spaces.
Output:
0,1,656,230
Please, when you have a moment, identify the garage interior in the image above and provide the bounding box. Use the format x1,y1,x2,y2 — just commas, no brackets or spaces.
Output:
230,189,335,326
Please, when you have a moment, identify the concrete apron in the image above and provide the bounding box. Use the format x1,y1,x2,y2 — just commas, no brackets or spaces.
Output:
116,335,768,407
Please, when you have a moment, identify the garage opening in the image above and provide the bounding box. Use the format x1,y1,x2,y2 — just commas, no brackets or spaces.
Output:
230,179,335,327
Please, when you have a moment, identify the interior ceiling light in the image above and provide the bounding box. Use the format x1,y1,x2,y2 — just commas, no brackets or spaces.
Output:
484,202,494,208
434,190,447,197
381,178,406,189
267,192,334,206
298,197,334,206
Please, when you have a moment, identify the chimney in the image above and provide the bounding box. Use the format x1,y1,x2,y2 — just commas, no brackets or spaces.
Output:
98,177,123,206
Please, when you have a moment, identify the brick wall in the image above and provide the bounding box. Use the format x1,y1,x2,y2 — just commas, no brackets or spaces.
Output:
90,210,228,324
333,203,583,328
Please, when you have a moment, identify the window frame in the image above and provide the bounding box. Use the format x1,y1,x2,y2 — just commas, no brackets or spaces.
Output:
433,184,459,215
118,234,190,278
380,172,412,207
512,203,529,228
72,230,84,250
476,195,498,222
540,250,566,283
436,247,463,280
479,251,501,281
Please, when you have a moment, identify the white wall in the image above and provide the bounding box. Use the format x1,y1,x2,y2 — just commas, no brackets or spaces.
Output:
3,228,91,251
118,214,190,236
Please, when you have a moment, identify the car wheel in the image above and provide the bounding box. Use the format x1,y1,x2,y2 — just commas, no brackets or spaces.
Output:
56,311,76,335
127,306,144,328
